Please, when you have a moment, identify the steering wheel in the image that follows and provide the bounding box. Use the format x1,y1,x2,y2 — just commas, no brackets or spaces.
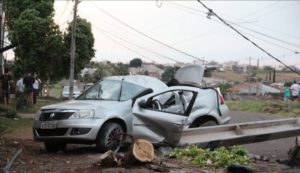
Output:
151,99,162,110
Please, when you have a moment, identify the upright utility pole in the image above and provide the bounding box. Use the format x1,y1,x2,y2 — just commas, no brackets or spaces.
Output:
248,57,252,96
69,0,79,100
0,0,5,75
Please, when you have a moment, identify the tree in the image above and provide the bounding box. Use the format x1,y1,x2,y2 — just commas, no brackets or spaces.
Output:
63,17,95,76
7,1,67,82
112,63,129,76
129,58,142,67
7,1,95,82
263,66,273,72
218,83,232,94
161,66,179,82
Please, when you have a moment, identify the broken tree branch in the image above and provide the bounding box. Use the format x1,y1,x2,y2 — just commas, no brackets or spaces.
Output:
2,149,23,173
0,130,10,136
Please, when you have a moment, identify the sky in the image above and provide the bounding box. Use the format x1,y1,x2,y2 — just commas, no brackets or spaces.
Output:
51,1,300,68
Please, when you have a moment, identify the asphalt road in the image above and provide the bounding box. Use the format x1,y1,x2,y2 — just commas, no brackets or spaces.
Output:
230,111,296,160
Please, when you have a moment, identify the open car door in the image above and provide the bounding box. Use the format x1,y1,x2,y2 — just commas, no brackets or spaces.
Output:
131,89,197,146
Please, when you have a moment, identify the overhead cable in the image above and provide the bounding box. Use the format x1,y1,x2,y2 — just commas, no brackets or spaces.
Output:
229,21,300,49
92,4,204,62
197,0,300,76
93,24,181,63
169,2,300,52
101,31,157,63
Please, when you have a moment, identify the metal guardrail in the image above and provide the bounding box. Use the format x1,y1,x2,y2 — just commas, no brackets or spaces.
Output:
180,118,300,148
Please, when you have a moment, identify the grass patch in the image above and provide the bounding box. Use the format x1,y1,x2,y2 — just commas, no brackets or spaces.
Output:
6,97,62,114
0,105,19,118
0,117,33,134
170,145,250,168
226,100,266,112
226,100,300,116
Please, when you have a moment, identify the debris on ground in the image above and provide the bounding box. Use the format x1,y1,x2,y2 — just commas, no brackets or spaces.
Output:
227,163,254,173
1,148,22,173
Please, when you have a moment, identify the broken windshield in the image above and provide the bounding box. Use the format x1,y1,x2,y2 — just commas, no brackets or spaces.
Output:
77,79,145,101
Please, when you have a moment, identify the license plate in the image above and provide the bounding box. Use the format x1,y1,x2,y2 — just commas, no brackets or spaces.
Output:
40,121,57,129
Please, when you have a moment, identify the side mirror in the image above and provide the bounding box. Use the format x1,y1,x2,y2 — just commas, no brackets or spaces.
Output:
138,99,147,108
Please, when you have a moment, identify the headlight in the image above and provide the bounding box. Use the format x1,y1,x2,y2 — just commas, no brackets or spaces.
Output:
35,110,41,120
69,109,95,119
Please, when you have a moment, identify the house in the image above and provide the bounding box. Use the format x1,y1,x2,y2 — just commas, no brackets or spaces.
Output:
228,83,281,95
80,67,97,77
128,63,164,78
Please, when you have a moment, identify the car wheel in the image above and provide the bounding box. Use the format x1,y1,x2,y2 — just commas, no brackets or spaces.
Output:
199,120,217,127
190,119,217,128
96,122,124,153
44,142,66,152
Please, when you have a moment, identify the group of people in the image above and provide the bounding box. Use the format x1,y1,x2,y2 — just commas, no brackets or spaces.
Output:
283,81,300,103
0,68,41,108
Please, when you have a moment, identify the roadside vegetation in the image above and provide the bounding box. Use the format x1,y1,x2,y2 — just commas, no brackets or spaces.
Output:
0,97,61,133
227,100,300,116
0,117,33,135
170,145,250,168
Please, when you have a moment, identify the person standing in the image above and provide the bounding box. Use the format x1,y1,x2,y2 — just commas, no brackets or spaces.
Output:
0,68,12,106
33,73,41,104
290,81,300,103
16,76,25,109
23,72,35,106
283,86,291,103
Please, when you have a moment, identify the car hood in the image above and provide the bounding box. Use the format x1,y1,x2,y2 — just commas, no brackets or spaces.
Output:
41,100,130,117
175,64,205,85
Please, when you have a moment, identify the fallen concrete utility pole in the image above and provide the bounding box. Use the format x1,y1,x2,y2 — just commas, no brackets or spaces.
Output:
180,118,300,149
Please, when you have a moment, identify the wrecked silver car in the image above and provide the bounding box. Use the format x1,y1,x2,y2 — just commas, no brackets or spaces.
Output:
33,65,230,152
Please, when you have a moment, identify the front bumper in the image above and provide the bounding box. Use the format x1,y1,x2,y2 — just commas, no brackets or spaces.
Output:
33,118,105,143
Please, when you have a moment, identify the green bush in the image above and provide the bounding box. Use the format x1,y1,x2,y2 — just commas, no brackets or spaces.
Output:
0,123,8,133
170,145,250,168
0,105,19,118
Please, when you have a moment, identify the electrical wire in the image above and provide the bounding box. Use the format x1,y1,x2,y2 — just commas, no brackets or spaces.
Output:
243,1,295,21
168,1,300,51
239,30,300,53
197,0,300,76
244,23,300,41
240,1,281,20
101,31,158,63
92,4,204,63
229,21,300,49
169,2,257,24
92,24,182,63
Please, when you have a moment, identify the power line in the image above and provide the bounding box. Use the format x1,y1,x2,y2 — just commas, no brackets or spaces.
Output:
167,2,300,51
100,30,158,63
230,21,300,49
240,30,300,53
92,4,204,62
92,24,182,63
244,1,295,21
169,1,256,24
197,0,300,76
170,2,300,50
240,1,281,19
245,23,300,41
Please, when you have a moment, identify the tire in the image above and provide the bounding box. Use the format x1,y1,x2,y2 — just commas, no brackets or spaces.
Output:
189,119,217,128
96,122,124,153
199,120,217,127
44,142,66,153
